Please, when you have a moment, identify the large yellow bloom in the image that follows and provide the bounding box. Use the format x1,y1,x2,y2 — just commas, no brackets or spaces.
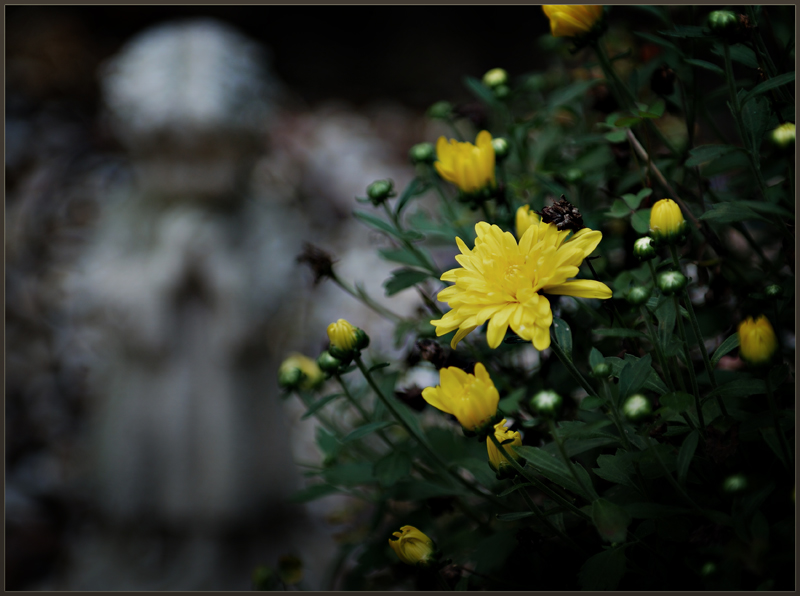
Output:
487,419,523,473
431,217,611,351
738,315,777,365
542,5,604,38
422,363,500,432
435,130,496,194
388,526,436,567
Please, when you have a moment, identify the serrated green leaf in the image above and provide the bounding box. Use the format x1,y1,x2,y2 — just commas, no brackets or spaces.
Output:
395,177,430,216
563,437,620,457
301,393,344,420
631,209,651,234
374,450,412,487
580,396,605,411
589,347,605,368
594,451,636,488
514,445,594,500
592,498,632,543
706,378,766,400
676,430,699,485
557,420,614,439
289,483,341,503
711,43,759,69
578,548,627,590
342,420,395,443
323,462,375,486
606,355,668,394
660,391,694,414
699,202,772,224
683,58,725,76
619,353,654,399
594,328,647,339
685,144,742,167
378,247,432,270
552,317,572,361
742,71,796,105
710,334,740,367
384,267,431,296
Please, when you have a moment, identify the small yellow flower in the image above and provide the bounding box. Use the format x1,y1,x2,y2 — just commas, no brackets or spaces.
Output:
279,353,325,390
487,419,523,473
327,319,359,351
431,217,611,351
649,198,686,243
388,526,436,567
738,315,777,365
515,205,539,239
435,131,496,195
422,363,500,433
542,5,604,38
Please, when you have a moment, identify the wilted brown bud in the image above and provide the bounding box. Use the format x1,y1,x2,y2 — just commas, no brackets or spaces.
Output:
415,338,447,369
650,65,676,96
610,142,631,168
590,83,619,114
395,384,427,411
297,243,335,284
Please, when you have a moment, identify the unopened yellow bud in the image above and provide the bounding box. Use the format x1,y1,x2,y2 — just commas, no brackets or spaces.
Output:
649,199,686,244
486,419,524,477
278,353,325,391
737,315,777,365
482,68,508,88
514,205,540,239
542,5,604,38
327,319,369,359
388,526,437,567
434,131,496,195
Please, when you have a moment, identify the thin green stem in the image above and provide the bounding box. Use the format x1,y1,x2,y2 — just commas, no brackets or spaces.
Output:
673,295,705,434
765,375,792,469
335,374,399,450
353,355,509,510
381,202,441,277
639,305,675,393
329,271,404,324
646,437,707,517
548,337,597,398
547,419,592,499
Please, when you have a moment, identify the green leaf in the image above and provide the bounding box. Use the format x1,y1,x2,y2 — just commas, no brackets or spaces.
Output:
496,511,536,522
368,362,391,373
289,483,341,503
548,78,603,108
608,198,633,218
589,347,605,368
676,430,699,485
623,502,691,519
383,268,431,296
640,99,666,119
685,144,742,167
592,498,633,543
631,209,651,234
374,450,412,487
742,71,796,105
706,378,766,400
615,116,642,128
578,548,627,590
660,25,708,38
389,479,462,501
760,427,789,466
710,334,740,367
557,420,614,439
323,462,375,486
563,437,620,457
301,393,344,420
455,456,499,490
392,397,431,449
552,317,573,361
353,209,400,238
342,420,395,443
634,32,682,55
464,76,500,107
619,353,653,399
580,396,605,411
606,355,668,394
699,202,765,224
711,43,759,69
594,328,647,339
379,247,432,270
497,482,536,497
594,450,636,488
514,445,595,500
604,130,627,143
682,58,725,76
395,177,430,216
498,387,526,414
316,427,341,459
660,391,694,414
740,94,771,155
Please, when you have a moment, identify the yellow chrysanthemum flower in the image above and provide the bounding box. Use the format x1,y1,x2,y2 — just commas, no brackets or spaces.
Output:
738,315,778,365
515,205,540,239
422,363,500,433
278,353,325,390
542,5,604,38
486,419,523,473
431,217,611,351
649,198,686,243
388,526,436,567
435,131,496,195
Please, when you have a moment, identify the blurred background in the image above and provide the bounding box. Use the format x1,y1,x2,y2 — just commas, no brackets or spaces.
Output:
9,5,786,590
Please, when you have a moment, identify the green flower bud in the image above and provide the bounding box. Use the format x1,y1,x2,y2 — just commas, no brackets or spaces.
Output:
564,168,584,183
366,179,395,204
722,473,748,494
657,270,687,296
530,390,562,417
409,142,436,165
700,562,716,577
633,236,656,261
765,284,782,298
591,362,611,379
354,327,370,351
493,84,511,100
491,137,510,161
279,353,326,391
427,101,453,121
626,285,652,307
770,122,795,149
707,10,739,34
317,350,342,375
622,394,651,421
482,68,508,89
278,366,303,390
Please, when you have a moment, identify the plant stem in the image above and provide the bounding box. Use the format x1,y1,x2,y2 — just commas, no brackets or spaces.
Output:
765,374,792,468
672,295,705,435
381,202,441,277
353,354,509,510
639,305,676,393
547,419,592,499
548,337,598,398
330,271,404,324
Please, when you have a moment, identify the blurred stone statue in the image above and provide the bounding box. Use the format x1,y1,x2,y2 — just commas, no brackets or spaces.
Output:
65,19,319,589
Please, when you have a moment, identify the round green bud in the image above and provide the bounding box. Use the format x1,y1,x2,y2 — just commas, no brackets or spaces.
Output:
707,10,739,34
409,142,436,165
427,101,453,121
491,137,510,161
278,367,303,390
530,390,563,417
354,327,370,351
722,473,748,494
317,351,343,375
482,68,508,89
591,362,611,379
622,394,652,421
493,84,511,100
366,179,395,204
657,270,687,296
633,236,656,261
564,168,584,183
770,123,795,149
765,284,782,298
700,562,716,577
626,285,652,307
